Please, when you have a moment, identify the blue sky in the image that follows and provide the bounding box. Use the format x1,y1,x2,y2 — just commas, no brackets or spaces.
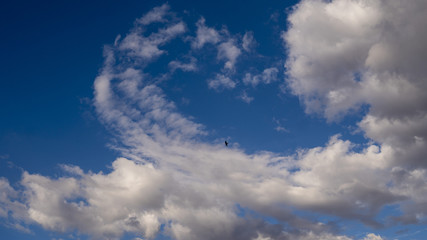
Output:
1,0,427,239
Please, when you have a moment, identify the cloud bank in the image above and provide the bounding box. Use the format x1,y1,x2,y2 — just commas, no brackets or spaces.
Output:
1,1,427,239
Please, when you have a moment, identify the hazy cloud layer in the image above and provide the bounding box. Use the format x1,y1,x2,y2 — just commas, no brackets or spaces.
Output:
1,1,427,240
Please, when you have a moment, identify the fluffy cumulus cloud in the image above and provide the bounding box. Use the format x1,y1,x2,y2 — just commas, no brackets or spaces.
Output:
21,159,168,239
284,0,427,122
284,0,427,226
1,1,427,240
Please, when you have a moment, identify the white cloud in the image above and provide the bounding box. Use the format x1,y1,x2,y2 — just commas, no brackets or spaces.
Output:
253,232,272,240
89,45,407,235
18,158,168,239
239,91,254,103
283,0,382,118
217,40,241,70
242,31,256,52
137,3,170,25
3,2,427,239
0,178,29,228
243,67,279,87
191,17,221,49
0,122,406,239
16,38,394,237
190,16,244,80
120,17,186,60
284,0,427,119
273,118,288,133
283,0,427,177
283,0,427,224
169,57,197,72
296,231,352,240
208,74,237,91
362,233,383,240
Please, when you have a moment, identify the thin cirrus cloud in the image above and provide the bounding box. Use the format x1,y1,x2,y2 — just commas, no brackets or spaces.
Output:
168,57,198,72
0,1,426,240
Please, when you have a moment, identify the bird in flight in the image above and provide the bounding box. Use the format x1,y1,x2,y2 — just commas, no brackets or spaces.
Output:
225,141,228,147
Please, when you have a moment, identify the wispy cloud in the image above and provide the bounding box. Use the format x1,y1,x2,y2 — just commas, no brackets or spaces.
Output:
239,91,254,104
243,67,279,87
273,118,288,133
168,57,198,72
191,17,221,49
208,74,237,91
120,9,186,60
137,3,170,25
242,31,256,52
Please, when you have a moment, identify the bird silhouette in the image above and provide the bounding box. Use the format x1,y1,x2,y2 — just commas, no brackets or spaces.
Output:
225,141,228,147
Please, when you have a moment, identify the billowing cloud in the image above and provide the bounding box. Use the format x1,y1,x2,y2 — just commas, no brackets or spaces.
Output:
284,0,427,121
21,158,168,239
283,0,427,225
1,1,427,240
